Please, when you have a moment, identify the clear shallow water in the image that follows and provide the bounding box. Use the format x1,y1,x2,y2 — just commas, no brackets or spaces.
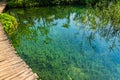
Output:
8,7,120,80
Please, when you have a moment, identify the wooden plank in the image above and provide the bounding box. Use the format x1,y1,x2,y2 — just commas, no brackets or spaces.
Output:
4,68,29,80
25,74,38,80
0,57,23,70
17,69,33,80
0,2,38,80
0,63,28,80
0,36,7,41
20,71,34,80
0,61,27,77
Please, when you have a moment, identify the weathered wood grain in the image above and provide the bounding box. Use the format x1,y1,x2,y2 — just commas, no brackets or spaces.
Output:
0,2,38,80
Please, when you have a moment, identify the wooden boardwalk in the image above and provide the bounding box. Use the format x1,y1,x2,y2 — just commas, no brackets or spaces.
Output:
0,2,38,80
0,1,6,13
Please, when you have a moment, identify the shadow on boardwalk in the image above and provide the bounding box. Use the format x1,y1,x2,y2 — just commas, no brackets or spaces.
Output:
0,1,38,80
0,1,6,13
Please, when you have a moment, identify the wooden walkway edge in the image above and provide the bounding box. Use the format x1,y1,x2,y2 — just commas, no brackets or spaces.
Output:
0,2,38,80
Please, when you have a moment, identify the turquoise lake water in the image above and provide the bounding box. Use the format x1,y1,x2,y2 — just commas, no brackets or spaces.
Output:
8,7,120,80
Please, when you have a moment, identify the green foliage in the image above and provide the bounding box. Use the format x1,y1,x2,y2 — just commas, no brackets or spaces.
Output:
7,0,120,7
7,0,103,7
0,13,18,35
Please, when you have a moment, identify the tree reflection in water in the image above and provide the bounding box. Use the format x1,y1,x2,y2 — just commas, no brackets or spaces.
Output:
7,6,120,80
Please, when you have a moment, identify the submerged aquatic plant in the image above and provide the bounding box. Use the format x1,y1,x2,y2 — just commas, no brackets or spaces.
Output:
0,13,18,35
8,7,120,80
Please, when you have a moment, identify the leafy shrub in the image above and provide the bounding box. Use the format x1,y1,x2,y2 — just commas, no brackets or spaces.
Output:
6,0,102,7
0,13,18,35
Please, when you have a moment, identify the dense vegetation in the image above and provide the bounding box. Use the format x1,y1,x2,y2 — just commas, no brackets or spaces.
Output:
7,0,95,7
0,13,18,34
7,0,119,7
